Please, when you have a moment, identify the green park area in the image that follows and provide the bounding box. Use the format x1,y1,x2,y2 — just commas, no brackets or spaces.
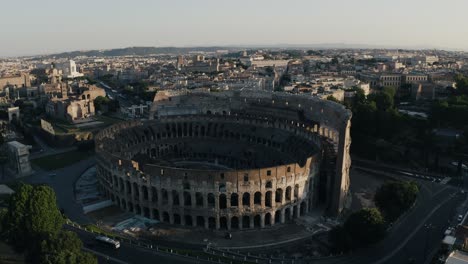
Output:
31,150,93,171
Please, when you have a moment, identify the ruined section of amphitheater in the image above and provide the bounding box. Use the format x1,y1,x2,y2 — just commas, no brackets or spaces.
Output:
95,89,352,230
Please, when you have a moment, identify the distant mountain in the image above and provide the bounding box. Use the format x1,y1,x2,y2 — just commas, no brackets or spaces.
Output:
40,46,239,59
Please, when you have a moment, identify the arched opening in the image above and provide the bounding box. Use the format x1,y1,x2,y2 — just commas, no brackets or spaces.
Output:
128,202,133,212
143,207,149,218
242,193,250,207
163,212,170,223
126,181,131,194
142,186,148,200
195,192,203,207
133,183,139,200
184,191,192,206
172,190,180,205
275,188,283,203
174,214,181,225
285,186,292,201
242,216,250,228
219,194,227,209
207,193,215,208
230,193,239,207
151,187,158,202
231,217,239,229
254,192,261,205
285,208,291,221
208,217,216,229
121,198,126,210
293,205,298,218
135,205,141,215
197,216,205,227
185,215,193,226
220,217,228,230
275,210,281,224
153,209,160,221
265,191,272,207
254,215,261,228
300,201,306,216
294,184,299,199
162,189,168,204
265,213,271,226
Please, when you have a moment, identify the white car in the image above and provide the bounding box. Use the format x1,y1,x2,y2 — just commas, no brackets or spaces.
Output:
458,214,464,222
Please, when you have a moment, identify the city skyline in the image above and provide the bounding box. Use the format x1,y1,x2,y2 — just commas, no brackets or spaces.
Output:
1,0,468,57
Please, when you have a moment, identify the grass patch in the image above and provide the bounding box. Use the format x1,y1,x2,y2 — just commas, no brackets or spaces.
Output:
31,150,94,170
83,224,123,239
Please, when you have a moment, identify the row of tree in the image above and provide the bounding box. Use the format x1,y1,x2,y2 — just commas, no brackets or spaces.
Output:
1,184,96,264
329,180,419,254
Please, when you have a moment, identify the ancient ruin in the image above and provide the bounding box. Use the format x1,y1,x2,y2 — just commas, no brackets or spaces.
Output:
95,89,352,230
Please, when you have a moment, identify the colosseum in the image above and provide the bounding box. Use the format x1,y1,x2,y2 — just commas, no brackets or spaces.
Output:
95,89,352,230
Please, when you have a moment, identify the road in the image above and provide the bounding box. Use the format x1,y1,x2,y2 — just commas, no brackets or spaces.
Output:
69,226,210,264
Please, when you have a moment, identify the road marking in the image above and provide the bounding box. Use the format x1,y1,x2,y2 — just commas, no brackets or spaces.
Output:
372,193,456,264
83,247,128,264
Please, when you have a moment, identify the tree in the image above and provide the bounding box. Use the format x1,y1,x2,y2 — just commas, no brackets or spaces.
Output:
330,208,386,253
327,95,340,103
344,208,386,247
374,181,419,222
38,231,97,264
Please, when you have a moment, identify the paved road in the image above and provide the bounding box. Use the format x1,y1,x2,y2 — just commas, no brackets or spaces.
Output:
69,226,210,264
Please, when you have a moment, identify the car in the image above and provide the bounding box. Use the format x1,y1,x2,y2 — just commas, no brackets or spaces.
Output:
458,214,464,222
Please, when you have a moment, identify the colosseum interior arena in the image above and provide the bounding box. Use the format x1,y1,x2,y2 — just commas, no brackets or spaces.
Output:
95,89,352,230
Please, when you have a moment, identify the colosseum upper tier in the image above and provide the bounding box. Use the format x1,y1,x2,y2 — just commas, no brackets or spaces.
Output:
95,89,352,230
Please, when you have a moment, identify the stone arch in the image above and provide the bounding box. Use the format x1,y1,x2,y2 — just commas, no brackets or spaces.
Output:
174,214,181,225
195,192,203,207
121,198,126,210
185,215,193,226
128,202,133,212
242,193,250,207
285,207,291,221
275,188,283,203
242,216,250,228
220,217,228,230
219,194,227,209
142,186,148,200
285,186,292,201
265,191,272,207
300,201,307,216
172,190,180,205
196,216,205,227
153,209,160,220
231,193,239,207
231,216,239,229
265,213,272,226
254,215,261,228
275,210,281,224
294,184,299,199
254,192,261,205
132,183,139,200
163,212,170,223
183,191,192,206
208,217,216,229
207,193,215,208
143,207,149,218
151,187,158,202
162,189,168,204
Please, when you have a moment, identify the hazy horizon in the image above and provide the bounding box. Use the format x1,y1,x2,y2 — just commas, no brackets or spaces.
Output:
2,0,468,57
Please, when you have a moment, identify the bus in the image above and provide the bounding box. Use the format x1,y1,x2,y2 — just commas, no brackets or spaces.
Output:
95,236,121,249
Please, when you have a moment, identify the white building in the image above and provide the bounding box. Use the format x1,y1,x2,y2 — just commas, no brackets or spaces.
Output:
56,60,84,79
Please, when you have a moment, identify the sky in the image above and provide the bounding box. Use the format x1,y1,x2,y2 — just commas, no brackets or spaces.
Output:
1,0,468,56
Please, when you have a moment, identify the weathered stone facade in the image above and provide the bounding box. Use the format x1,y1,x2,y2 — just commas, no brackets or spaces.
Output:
95,89,352,230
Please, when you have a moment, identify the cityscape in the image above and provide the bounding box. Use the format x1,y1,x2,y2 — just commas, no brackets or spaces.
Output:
1,1,468,264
